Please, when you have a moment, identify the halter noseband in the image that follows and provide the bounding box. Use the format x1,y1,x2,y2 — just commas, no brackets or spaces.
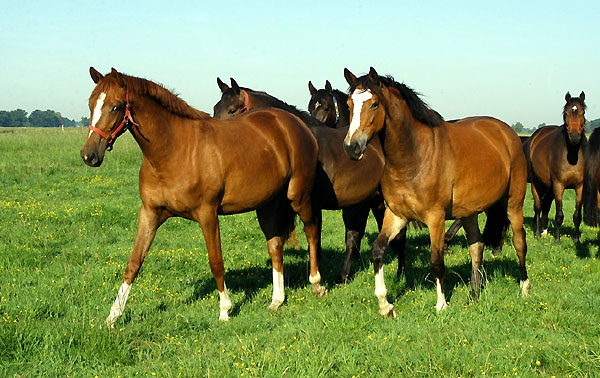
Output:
88,90,139,150
239,89,250,113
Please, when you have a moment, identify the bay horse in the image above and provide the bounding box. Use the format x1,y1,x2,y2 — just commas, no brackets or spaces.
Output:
307,80,350,128
523,92,587,242
343,67,530,317
584,126,600,227
80,68,325,328
307,81,474,255
213,78,407,283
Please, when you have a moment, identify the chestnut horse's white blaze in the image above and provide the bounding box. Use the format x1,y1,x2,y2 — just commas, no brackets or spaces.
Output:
270,268,285,309
88,92,106,139
106,282,131,328
218,282,232,321
347,89,372,140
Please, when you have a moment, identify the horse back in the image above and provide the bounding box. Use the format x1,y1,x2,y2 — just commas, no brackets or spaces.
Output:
443,117,526,215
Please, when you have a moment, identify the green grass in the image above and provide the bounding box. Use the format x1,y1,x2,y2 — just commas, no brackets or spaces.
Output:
1,127,599,377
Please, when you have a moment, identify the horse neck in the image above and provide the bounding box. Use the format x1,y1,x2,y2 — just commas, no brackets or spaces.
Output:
381,99,436,173
333,92,350,128
128,94,179,167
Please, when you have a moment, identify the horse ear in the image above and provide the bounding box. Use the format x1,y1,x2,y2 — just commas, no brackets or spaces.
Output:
344,68,357,86
89,67,104,83
110,68,125,88
217,77,230,93
308,81,317,95
230,78,241,95
325,80,333,93
580,91,585,101
368,67,380,86
565,92,572,102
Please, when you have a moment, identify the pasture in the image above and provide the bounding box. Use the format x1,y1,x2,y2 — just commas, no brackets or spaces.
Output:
1,127,599,377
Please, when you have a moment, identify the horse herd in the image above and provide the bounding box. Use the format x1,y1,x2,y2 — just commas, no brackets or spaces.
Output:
80,67,599,327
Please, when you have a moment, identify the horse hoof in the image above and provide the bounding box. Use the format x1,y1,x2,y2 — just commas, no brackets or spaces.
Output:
219,311,230,321
311,285,326,297
520,279,531,297
268,300,283,311
105,316,116,330
379,304,397,318
436,301,448,312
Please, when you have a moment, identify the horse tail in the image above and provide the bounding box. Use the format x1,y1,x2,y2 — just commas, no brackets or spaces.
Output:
583,128,600,226
482,202,510,250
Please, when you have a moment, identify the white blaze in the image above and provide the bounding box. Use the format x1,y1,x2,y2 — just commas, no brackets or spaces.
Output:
348,89,373,140
88,92,106,138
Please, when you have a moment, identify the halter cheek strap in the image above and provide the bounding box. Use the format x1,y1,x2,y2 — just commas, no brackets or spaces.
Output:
88,90,139,149
239,89,250,113
332,95,340,125
568,121,584,131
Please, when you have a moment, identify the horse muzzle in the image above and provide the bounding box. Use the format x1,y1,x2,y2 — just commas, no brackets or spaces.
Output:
343,134,367,161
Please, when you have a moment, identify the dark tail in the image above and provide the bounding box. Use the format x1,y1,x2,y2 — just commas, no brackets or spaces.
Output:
482,202,510,250
583,128,600,226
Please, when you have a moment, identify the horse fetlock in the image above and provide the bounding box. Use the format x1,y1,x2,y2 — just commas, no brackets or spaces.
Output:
436,300,449,312
311,283,326,297
520,278,531,297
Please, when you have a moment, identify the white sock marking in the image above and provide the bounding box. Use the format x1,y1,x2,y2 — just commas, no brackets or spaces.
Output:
436,278,448,311
348,89,373,140
218,282,232,321
271,268,285,306
88,92,106,139
106,282,131,328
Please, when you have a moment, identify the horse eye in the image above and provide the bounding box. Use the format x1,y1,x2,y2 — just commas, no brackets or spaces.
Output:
371,102,379,109
111,105,119,112
228,109,237,114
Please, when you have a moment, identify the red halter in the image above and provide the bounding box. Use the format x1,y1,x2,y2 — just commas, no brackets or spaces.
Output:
568,121,584,132
88,90,139,149
239,89,250,113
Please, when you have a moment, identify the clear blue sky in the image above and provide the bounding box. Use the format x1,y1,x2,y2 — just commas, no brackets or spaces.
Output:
1,0,599,128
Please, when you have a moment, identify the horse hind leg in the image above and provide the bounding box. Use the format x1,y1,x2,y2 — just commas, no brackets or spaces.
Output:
286,176,325,297
256,196,297,311
506,185,530,297
460,215,484,300
540,190,554,238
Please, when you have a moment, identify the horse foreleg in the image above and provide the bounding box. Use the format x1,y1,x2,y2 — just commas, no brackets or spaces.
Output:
573,183,583,243
460,215,484,300
427,215,448,311
507,200,530,296
553,183,565,243
106,205,166,329
372,208,406,318
198,207,231,321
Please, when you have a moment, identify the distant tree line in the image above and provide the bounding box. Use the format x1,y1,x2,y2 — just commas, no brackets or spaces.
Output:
512,119,600,134
0,109,89,127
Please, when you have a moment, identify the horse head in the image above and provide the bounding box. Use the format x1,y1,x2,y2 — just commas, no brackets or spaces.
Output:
563,91,586,145
343,67,386,160
213,78,249,119
307,80,339,128
81,67,132,167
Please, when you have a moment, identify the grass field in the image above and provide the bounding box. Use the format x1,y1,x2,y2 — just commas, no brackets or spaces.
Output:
1,128,599,377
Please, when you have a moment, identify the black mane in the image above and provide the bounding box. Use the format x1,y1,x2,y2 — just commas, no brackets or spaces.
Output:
247,89,324,128
349,75,444,127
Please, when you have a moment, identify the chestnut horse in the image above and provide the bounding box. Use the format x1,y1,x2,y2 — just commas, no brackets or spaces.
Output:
343,67,530,317
80,68,325,328
523,92,587,242
213,78,407,283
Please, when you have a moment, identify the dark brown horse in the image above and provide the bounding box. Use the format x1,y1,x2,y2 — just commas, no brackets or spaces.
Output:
343,67,530,317
583,126,600,227
80,68,325,328
523,92,587,243
308,80,350,128
213,78,407,283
